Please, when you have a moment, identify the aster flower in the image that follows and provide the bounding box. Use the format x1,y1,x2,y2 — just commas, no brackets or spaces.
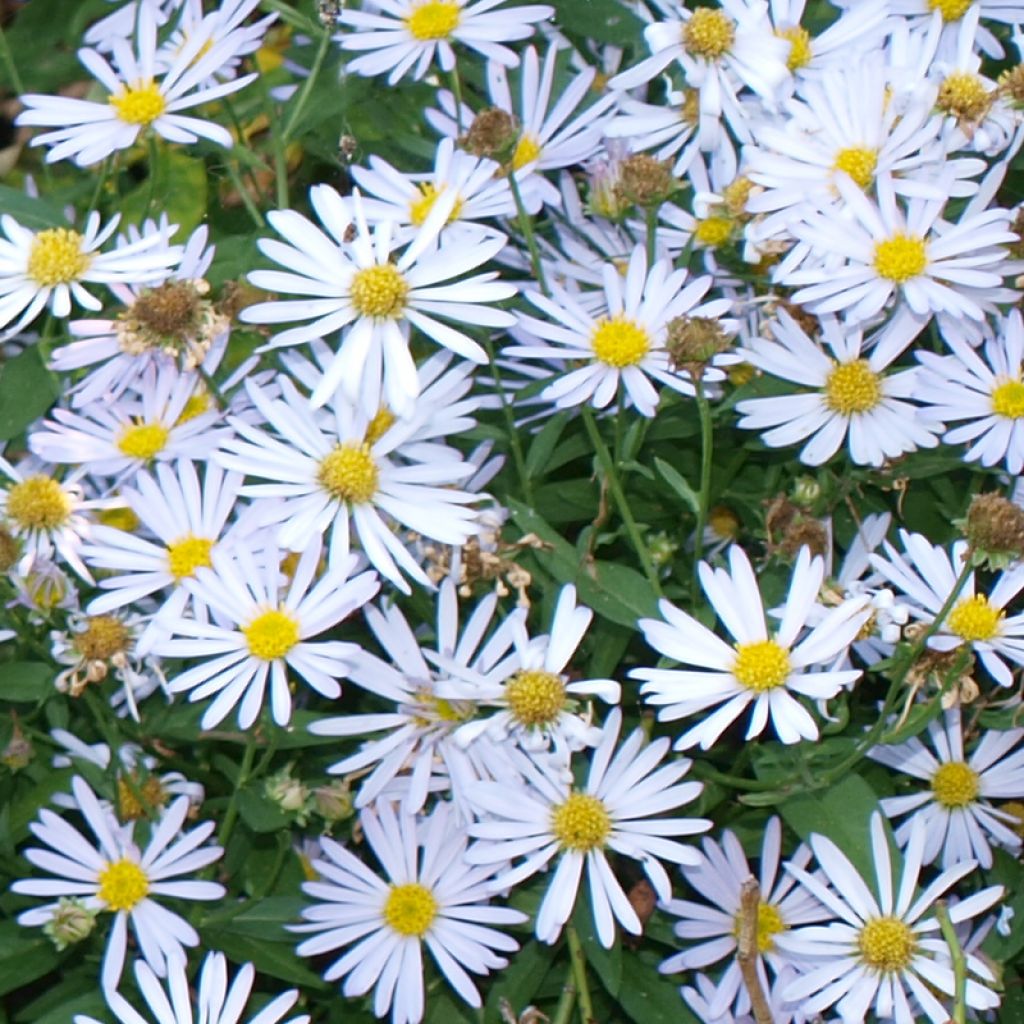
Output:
632,545,871,750
888,0,1024,59
12,775,225,990
778,811,1003,1024
293,800,526,1024
466,707,710,948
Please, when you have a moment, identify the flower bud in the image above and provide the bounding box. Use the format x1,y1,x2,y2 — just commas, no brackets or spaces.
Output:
43,898,97,950
313,779,354,822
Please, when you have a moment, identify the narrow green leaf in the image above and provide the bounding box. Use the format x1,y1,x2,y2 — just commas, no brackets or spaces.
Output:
0,345,61,441
654,458,701,517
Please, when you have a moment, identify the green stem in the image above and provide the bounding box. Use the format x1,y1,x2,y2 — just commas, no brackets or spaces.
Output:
0,20,24,95
282,25,331,144
565,924,595,1024
258,0,320,33
449,64,465,136
143,135,161,222
195,361,229,411
691,378,714,605
222,157,266,228
509,170,549,297
257,75,291,211
551,961,577,1024
85,156,112,219
582,406,661,596
936,901,967,1024
644,205,658,268
217,734,258,849
481,335,534,507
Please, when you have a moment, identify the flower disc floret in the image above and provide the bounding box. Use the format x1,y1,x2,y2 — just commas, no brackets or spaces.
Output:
833,147,878,190
350,264,409,319
116,422,170,460
683,8,736,60
931,761,980,808
733,901,786,954
928,0,973,19
551,792,612,852
383,882,438,936
504,669,566,726
873,235,927,284
242,608,300,661
109,81,167,125
778,25,812,71
824,360,882,415
992,379,1024,418
76,615,130,661
409,184,463,226
858,916,916,973
947,593,1003,642
694,216,733,247
318,443,379,504
938,72,991,122
97,859,150,912
27,229,91,287
733,641,791,692
166,535,214,580
405,1,461,40
117,775,168,820
591,315,651,367
512,134,541,170
6,475,71,530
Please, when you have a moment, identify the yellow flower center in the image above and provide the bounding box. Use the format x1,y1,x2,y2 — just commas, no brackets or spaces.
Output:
512,133,542,170
116,422,170,461
109,80,167,125
117,774,168,821
75,615,130,661
383,882,438,936
405,0,461,40
722,177,754,217
733,640,791,692
349,264,409,319
166,534,214,580
409,183,464,227
733,900,787,954
242,608,300,661
992,379,1024,419
591,315,650,368
176,392,213,424
927,0,973,19
931,761,980,808
937,71,991,122
364,406,396,445
858,916,917,973
98,506,141,532
833,146,878,190
317,443,379,504
694,216,734,247
824,360,882,415
551,792,612,852
778,25,812,71
97,858,150,912
27,229,91,287
946,593,1003,642
683,7,736,60
6,475,72,531
504,669,566,727
873,234,927,283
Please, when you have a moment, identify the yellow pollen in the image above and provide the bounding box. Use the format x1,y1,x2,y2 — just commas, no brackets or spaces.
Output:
504,669,566,727
512,133,542,170
733,901,787,954
927,0,973,19
365,406,396,445
873,234,927,284
408,183,464,227
931,761,980,808
117,774,168,821
405,0,461,40
27,229,91,287
116,422,170,461
591,315,650,368
833,146,878,190
166,534,214,580
242,608,300,661
98,506,141,532
109,80,167,125
683,7,736,60
97,858,150,912
551,792,612,852
992,379,1024,419
733,640,791,692
318,443,379,504
824,360,882,415
383,882,438,937
694,216,733,247
6,475,72,531
778,25,812,71
176,392,212,424
75,615,130,661
937,72,991,122
858,916,916,973
946,593,1003,642
349,264,409,319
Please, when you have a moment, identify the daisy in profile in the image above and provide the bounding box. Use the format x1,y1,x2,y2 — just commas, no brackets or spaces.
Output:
507,245,735,417
241,186,516,414
75,951,309,1024
335,0,553,85
779,811,1003,1023
12,775,225,990
914,309,1024,474
0,212,179,336
293,800,526,1024
869,706,1024,869
466,708,710,948
154,540,378,728
870,530,1024,687
16,2,257,166
735,307,942,466
632,545,871,750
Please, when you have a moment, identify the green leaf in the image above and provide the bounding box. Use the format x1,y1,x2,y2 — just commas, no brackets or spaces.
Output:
877,697,944,746
982,849,1024,961
484,940,556,1020
573,905,623,998
525,412,570,479
615,949,698,1024
0,345,61,441
0,186,70,231
0,662,54,703
654,458,701,517
237,786,292,833
0,922,61,997
200,928,329,990
8,768,74,843
551,0,644,45
119,145,209,238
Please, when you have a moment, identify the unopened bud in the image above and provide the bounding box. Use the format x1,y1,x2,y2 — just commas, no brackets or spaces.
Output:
265,770,310,816
313,779,354,822
2,719,31,770
791,475,822,507
43,898,97,950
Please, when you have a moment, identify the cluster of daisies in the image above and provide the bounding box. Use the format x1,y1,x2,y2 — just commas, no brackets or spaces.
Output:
5,0,1024,1022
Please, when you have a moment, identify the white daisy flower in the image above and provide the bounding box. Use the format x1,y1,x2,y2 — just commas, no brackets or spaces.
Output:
153,539,378,728
74,951,309,1024
16,2,257,166
466,707,710,948
632,545,871,750
240,186,516,415
778,811,1003,1024
887,0,1024,59
869,706,1024,869
660,817,827,1021
914,309,1024,474
870,530,1024,687
292,800,527,1024
603,86,702,178
335,0,553,85
735,307,942,466
0,212,180,337
507,244,735,417
12,775,225,990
